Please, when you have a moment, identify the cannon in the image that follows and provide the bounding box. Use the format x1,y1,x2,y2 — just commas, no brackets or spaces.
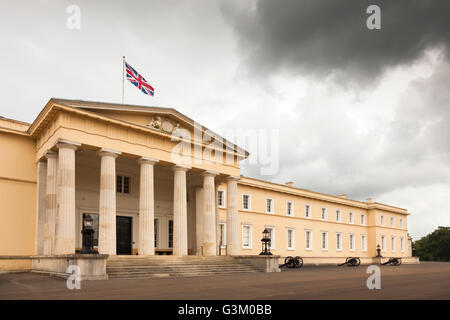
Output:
381,257,402,266
338,257,361,267
280,256,304,268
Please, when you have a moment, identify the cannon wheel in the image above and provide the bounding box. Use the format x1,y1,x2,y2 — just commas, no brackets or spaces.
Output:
285,256,295,268
397,258,402,266
345,257,352,264
356,257,361,266
393,258,400,266
294,256,303,268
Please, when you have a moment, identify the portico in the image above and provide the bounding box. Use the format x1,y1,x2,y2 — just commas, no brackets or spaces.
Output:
31,99,245,257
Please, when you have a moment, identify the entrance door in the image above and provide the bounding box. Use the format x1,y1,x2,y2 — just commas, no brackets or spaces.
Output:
116,216,132,255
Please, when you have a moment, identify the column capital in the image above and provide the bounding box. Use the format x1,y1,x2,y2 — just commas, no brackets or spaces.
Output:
44,150,58,159
225,175,241,182
55,139,81,150
138,156,159,165
172,164,191,172
202,170,220,177
98,148,121,158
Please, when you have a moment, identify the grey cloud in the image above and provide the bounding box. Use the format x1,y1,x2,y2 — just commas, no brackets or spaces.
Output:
220,0,450,85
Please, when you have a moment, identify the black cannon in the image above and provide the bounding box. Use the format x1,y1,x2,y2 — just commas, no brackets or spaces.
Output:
381,257,402,266
280,256,304,268
338,257,361,267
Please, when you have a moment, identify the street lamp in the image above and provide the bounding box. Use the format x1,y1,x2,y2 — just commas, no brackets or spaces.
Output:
376,244,382,257
80,214,98,254
259,228,273,255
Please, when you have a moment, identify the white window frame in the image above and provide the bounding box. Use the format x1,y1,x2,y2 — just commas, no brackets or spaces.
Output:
241,193,252,211
391,236,396,252
321,231,328,251
286,201,294,216
219,222,226,247
400,218,404,229
241,224,252,249
381,235,386,252
286,228,295,250
361,234,367,252
305,204,312,219
265,226,276,250
305,229,313,250
218,190,226,208
336,210,341,222
321,207,327,221
336,232,343,251
349,212,354,224
349,233,355,251
400,237,405,252
380,215,385,226
390,217,395,228
361,214,366,225
265,197,274,214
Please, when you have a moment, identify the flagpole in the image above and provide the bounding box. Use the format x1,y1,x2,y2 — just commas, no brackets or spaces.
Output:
122,56,125,104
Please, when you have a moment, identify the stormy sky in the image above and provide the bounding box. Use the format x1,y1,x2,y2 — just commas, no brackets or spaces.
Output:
1,0,449,240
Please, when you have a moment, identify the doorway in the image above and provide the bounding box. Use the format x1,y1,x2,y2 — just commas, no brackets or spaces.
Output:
116,216,132,255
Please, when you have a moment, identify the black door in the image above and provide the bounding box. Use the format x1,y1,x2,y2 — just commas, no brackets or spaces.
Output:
116,216,132,255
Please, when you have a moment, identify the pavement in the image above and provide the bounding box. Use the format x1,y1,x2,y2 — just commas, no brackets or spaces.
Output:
0,261,449,300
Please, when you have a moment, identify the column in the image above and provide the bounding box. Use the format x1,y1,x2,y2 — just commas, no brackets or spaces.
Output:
172,165,190,256
98,148,121,255
35,160,47,255
54,141,80,255
195,187,204,255
138,157,159,255
43,151,57,255
202,171,219,256
226,176,239,256
215,184,220,255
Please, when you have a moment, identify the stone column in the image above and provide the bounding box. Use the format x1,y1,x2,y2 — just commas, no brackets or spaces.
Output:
54,141,80,255
35,160,47,255
98,149,121,255
226,176,240,256
138,157,159,255
195,187,204,255
43,151,58,255
172,165,190,256
202,171,219,256
215,184,221,255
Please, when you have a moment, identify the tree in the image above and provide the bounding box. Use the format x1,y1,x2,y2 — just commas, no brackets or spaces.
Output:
413,226,450,261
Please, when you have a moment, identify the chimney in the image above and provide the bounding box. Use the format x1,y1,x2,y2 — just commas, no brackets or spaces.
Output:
366,198,373,203
285,181,294,187
338,194,347,198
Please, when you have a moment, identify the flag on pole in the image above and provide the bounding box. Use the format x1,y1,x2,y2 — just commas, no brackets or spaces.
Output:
124,61,155,96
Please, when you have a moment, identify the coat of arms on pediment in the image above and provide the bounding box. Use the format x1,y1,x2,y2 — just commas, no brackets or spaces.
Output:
147,116,182,134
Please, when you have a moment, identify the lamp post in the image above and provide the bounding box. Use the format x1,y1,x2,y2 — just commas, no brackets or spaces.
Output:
80,214,98,254
376,244,382,257
259,228,273,255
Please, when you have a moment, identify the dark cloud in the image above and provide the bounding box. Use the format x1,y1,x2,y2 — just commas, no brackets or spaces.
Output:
221,0,450,84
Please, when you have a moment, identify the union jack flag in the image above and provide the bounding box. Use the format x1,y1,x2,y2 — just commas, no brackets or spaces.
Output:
125,61,155,96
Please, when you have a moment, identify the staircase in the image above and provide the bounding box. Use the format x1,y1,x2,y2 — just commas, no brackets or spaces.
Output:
106,255,262,279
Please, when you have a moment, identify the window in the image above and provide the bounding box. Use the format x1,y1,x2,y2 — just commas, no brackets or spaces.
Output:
321,231,328,250
154,219,159,248
380,215,385,226
266,198,274,214
336,210,341,222
391,236,396,252
305,230,312,250
349,233,355,251
266,226,275,249
336,232,342,251
361,214,366,225
242,224,252,249
286,201,293,216
116,175,131,194
242,194,251,211
321,207,327,220
305,204,311,218
390,217,395,227
400,218,404,229
168,220,173,248
361,234,367,252
218,190,225,208
381,235,386,251
400,237,405,252
219,223,226,247
287,228,295,250
349,212,354,224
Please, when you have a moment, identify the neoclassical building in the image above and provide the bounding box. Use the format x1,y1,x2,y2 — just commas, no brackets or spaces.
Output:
0,98,415,274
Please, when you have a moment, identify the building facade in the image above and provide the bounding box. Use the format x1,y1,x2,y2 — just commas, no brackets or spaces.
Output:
0,99,413,271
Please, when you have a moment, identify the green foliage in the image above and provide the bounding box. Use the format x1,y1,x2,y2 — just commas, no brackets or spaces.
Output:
413,227,450,261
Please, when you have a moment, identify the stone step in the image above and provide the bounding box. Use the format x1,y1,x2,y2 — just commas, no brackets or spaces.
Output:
107,267,257,274
108,270,258,279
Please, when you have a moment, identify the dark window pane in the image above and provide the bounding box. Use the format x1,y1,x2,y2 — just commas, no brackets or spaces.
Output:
124,176,130,194
117,175,122,193
168,220,173,248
